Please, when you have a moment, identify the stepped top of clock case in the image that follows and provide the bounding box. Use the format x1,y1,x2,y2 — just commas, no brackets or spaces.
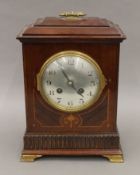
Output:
17,16,126,42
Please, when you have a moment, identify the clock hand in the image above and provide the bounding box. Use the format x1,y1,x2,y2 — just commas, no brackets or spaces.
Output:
56,61,70,81
61,69,70,81
68,81,84,97
72,85,84,97
56,61,84,97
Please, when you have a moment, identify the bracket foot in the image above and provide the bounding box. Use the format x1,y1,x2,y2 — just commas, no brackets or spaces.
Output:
21,155,42,162
103,154,124,163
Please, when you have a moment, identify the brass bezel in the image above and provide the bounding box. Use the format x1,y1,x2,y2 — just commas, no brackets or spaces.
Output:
37,50,106,112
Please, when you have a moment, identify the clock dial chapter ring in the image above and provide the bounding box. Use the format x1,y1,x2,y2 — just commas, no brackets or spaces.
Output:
37,50,106,112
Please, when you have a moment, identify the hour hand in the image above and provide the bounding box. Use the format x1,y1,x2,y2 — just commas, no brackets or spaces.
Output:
68,81,84,97
61,69,70,81
72,84,84,97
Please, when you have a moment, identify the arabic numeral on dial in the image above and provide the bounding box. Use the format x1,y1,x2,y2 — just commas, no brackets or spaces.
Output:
90,80,96,86
88,71,93,76
49,90,55,95
67,101,73,106
46,80,51,85
57,98,62,103
79,99,84,104
87,91,93,96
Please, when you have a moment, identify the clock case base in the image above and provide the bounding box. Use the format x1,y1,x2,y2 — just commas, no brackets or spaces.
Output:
21,148,123,163
21,132,123,163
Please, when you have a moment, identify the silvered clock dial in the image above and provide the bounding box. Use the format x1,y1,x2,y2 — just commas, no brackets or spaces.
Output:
37,51,106,112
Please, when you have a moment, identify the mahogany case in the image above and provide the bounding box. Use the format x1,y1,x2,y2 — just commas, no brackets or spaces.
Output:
17,16,126,162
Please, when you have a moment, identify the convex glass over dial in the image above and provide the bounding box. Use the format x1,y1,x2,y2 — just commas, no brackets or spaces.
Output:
37,51,106,112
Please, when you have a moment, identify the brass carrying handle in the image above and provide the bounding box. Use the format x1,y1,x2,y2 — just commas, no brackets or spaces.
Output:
59,11,86,18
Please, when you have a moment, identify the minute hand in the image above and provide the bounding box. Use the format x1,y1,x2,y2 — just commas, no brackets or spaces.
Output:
61,69,70,81
56,61,71,81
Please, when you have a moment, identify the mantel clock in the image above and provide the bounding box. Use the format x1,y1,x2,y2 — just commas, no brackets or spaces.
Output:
17,12,126,162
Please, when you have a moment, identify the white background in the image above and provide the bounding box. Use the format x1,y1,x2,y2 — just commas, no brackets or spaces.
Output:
0,0,140,174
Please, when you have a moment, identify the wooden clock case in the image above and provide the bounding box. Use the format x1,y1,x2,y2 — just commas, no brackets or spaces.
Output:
17,16,126,162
